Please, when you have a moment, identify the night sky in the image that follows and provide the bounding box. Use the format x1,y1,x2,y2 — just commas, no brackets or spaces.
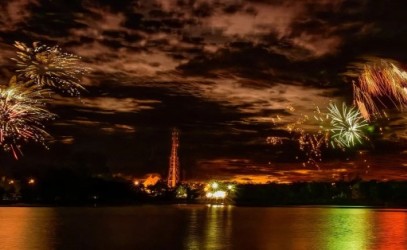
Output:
1,0,407,183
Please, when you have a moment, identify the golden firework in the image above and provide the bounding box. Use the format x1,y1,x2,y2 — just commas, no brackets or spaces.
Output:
0,77,55,159
12,41,88,96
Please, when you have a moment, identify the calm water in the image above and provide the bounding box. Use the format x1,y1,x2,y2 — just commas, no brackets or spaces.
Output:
0,205,406,250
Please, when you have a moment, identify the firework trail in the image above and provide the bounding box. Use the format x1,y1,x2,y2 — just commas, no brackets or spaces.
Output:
0,77,55,159
345,57,407,120
12,41,87,96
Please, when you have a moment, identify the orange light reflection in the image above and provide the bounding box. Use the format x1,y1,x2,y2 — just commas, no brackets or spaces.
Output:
375,210,407,249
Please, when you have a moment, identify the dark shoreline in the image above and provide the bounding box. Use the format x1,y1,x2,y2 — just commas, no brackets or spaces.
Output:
2,175,407,208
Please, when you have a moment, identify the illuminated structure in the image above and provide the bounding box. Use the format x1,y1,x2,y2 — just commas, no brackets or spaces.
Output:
167,128,180,188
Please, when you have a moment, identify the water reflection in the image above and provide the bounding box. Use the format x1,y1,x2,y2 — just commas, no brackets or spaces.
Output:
185,208,200,249
0,208,55,250
184,205,232,250
323,209,374,249
217,207,406,249
204,205,232,249
375,210,407,248
0,206,405,249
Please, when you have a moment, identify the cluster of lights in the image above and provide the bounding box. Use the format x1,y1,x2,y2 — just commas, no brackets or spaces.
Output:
204,181,235,200
6,178,36,185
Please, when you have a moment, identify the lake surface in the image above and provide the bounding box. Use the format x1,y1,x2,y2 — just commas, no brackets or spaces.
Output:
0,205,406,249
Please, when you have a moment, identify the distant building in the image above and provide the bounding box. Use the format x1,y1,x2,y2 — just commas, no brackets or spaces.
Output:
143,173,161,187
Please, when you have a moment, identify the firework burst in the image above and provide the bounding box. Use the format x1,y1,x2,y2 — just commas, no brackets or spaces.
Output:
269,103,371,167
298,109,330,166
2,76,52,104
0,78,55,159
12,41,87,96
345,57,407,120
328,103,368,148
266,136,284,145
298,132,329,167
271,106,331,167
